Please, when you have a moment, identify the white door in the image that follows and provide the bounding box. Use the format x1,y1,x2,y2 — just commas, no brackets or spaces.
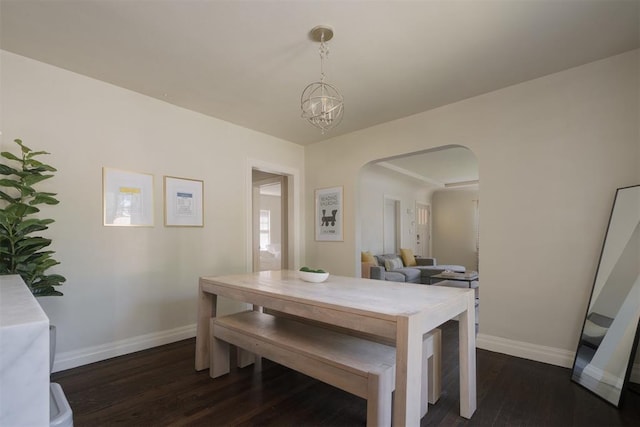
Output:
415,203,430,258
383,197,400,254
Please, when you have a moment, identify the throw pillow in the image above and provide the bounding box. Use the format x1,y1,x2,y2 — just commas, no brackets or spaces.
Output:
384,257,403,271
361,251,377,265
400,248,417,266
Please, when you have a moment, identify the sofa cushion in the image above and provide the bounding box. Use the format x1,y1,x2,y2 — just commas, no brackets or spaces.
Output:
361,251,378,265
400,248,417,266
383,271,406,282
393,267,421,283
369,265,386,281
375,254,399,268
384,257,403,271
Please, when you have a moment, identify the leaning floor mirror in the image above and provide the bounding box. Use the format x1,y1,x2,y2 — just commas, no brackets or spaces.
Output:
571,184,640,406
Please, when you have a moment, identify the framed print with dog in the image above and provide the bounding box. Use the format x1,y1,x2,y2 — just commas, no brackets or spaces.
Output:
315,186,343,241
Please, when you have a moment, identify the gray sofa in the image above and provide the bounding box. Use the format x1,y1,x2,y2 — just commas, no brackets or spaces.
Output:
367,254,465,284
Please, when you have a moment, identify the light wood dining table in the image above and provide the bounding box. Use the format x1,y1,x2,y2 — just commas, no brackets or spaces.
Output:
195,270,476,426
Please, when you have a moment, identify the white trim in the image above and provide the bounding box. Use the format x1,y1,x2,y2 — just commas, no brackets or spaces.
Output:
444,180,480,188
51,327,640,383
477,334,640,385
582,362,625,389
477,333,575,368
377,162,445,188
246,159,302,273
52,324,196,373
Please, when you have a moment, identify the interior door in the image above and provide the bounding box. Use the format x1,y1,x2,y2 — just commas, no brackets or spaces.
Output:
416,202,430,258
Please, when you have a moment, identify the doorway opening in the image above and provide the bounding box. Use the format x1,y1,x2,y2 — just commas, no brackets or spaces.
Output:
357,145,479,326
252,170,288,272
358,145,478,268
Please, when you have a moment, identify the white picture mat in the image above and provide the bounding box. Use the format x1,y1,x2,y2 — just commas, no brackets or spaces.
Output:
164,176,204,227
103,168,154,227
315,186,343,241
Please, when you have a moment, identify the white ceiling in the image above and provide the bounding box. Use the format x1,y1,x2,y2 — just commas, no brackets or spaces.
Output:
1,1,638,148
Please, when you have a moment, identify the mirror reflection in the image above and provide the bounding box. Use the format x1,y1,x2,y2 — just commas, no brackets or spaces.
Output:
572,184,640,406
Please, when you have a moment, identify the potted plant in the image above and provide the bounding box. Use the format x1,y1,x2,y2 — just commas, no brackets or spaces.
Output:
0,139,66,296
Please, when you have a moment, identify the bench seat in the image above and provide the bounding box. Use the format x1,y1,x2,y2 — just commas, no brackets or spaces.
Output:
210,310,440,426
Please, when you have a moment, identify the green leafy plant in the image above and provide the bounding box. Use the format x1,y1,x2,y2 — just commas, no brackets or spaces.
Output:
299,266,326,274
0,139,66,296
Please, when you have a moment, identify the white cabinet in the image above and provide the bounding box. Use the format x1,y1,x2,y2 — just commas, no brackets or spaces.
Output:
0,275,50,426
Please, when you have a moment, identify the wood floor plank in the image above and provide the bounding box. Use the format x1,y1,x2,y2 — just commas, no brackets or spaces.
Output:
52,321,640,426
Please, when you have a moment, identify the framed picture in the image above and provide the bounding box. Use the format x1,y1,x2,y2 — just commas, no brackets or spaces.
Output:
164,176,204,227
103,168,154,226
315,186,343,241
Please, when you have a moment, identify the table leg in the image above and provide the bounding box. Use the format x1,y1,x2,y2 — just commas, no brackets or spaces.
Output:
236,304,264,369
458,291,477,418
195,282,217,371
393,315,423,426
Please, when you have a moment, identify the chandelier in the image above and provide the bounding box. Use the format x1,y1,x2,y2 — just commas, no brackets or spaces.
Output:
301,25,344,134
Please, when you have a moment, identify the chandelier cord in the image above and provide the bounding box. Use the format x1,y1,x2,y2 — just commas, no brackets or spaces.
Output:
319,32,328,83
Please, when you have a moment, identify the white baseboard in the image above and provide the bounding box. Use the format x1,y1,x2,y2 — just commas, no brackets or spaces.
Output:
477,333,575,368
582,362,625,389
52,325,640,382
52,323,197,373
477,335,640,386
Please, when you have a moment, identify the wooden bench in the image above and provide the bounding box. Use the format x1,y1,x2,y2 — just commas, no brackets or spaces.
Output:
209,311,441,426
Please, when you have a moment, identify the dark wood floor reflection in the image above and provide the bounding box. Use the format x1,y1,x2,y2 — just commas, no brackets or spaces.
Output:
53,321,640,426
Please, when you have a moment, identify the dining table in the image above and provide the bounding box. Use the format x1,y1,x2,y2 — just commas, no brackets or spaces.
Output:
194,270,476,426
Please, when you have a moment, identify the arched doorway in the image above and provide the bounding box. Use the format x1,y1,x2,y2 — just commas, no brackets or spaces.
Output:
359,145,478,265
358,145,479,320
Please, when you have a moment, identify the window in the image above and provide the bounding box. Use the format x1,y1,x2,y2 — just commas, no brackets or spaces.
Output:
259,210,270,249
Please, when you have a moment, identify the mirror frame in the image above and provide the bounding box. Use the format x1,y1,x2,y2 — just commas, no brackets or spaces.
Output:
571,184,640,407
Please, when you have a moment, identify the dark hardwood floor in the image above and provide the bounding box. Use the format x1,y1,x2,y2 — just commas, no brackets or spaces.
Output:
52,321,640,426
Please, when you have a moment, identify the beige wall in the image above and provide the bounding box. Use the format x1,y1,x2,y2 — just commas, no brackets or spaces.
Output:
431,188,479,271
306,50,639,366
2,47,638,372
0,51,304,370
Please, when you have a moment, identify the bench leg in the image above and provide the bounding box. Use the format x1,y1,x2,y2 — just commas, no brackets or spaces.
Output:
421,328,442,418
236,306,264,370
367,365,394,427
236,349,263,372
237,349,256,368
429,329,442,405
209,318,230,379
421,332,431,418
